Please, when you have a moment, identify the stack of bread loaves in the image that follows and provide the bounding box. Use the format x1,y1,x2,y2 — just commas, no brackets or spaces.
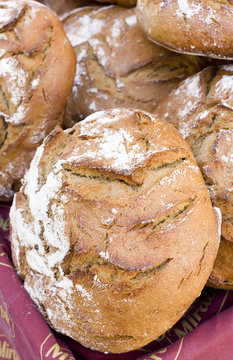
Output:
7,0,232,355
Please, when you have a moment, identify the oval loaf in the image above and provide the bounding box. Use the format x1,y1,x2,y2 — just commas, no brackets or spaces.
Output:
10,109,220,353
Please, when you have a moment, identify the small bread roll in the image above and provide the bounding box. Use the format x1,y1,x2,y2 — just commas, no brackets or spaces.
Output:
11,108,220,353
62,6,203,128
0,0,76,201
155,65,233,288
136,0,233,59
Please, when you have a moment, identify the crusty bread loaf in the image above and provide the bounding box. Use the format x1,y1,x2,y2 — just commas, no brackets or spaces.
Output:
0,0,76,201
136,0,233,59
62,6,203,128
10,108,220,353
155,65,233,289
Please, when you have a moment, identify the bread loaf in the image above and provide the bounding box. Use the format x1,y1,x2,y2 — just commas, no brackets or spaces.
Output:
136,0,233,59
0,0,76,201
155,65,233,288
63,6,203,128
10,108,220,353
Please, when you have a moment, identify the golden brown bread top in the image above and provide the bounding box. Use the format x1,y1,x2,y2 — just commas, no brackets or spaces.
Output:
136,0,233,59
155,65,233,288
0,0,76,201
62,6,203,127
10,108,221,352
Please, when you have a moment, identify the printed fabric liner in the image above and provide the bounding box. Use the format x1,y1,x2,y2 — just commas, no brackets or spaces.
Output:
1,203,233,360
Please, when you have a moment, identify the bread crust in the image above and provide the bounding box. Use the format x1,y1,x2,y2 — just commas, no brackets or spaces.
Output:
62,6,202,128
136,0,233,59
10,108,220,353
0,0,76,201
156,65,233,289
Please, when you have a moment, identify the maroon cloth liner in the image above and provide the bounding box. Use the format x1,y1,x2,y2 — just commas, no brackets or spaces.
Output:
0,203,233,360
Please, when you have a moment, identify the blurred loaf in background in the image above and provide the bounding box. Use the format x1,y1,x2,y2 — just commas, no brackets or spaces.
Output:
62,6,204,128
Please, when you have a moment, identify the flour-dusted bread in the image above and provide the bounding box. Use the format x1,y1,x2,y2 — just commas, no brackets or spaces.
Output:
0,0,76,201
136,0,233,59
62,6,203,128
10,109,220,353
156,65,233,289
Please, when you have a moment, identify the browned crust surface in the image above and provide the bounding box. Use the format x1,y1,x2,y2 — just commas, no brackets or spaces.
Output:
10,109,220,353
0,0,76,201
136,0,233,59
156,65,233,289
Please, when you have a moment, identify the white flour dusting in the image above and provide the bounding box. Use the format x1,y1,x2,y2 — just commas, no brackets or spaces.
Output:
89,38,107,67
0,56,40,124
11,142,70,278
175,75,202,138
0,57,27,105
66,16,105,47
215,75,233,95
99,250,110,261
125,15,137,27
177,0,202,19
76,284,93,301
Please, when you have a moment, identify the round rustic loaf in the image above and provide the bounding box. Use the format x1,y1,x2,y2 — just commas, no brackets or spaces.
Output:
0,0,76,201
10,108,220,353
155,65,233,289
62,6,203,128
136,0,233,59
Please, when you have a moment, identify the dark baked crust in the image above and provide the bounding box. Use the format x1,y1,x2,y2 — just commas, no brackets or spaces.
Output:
10,108,220,353
136,0,233,59
62,6,203,128
0,0,76,201
156,65,233,288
